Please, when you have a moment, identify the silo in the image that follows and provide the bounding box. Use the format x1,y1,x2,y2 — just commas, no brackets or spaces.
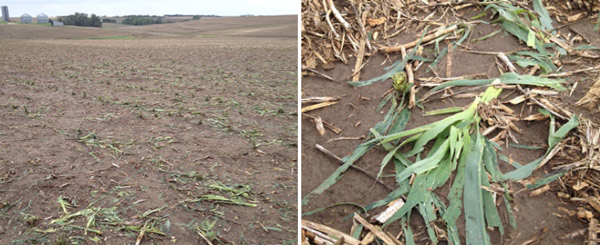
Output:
37,13,48,24
21,13,32,23
1,6,8,22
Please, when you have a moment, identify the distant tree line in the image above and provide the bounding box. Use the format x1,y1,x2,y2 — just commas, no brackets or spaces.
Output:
121,16,163,25
123,14,162,18
164,14,220,17
102,18,116,23
57,13,102,27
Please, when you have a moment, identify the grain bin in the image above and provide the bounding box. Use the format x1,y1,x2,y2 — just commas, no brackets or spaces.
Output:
1,6,8,22
21,13,32,23
37,13,48,24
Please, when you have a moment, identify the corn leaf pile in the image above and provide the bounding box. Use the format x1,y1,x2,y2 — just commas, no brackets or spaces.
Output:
305,84,578,244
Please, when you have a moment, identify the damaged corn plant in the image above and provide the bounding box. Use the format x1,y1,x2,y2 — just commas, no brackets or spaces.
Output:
304,82,578,244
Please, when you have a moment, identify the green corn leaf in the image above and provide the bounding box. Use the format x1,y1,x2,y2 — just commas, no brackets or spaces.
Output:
480,86,503,103
429,156,453,190
395,139,449,183
509,143,544,150
509,55,555,74
419,198,439,244
504,157,542,181
377,92,394,112
432,72,565,92
526,170,567,189
425,107,463,116
483,139,503,182
526,29,536,47
442,132,471,226
383,174,431,227
472,29,502,42
502,183,517,228
500,20,530,43
352,224,363,239
302,203,366,217
463,133,490,244
378,146,400,179
401,216,416,245
499,72,565,90
430,46,449,70
548,115,579,150
405,104,477,154
377,124,432,144
504,114,577,181
431,78,495,92
574,45,600,51
482,172,504,234
388,108,412,144
373,101,400,135
499,153,522,168
532,0,553,31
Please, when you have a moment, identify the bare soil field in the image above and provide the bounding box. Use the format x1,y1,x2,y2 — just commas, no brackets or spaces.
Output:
107,16,298,38
1,15,297,40
0,16,297,244
301,1,600,244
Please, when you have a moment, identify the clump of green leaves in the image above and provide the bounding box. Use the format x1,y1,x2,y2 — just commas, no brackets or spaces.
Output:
78,131,133,155
304,86,578,244
479,0,568,74
195,218,220,243
199,181,257,207
20,212,39,227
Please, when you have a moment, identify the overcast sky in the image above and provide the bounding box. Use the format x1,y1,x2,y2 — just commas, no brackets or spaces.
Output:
0,0,298,17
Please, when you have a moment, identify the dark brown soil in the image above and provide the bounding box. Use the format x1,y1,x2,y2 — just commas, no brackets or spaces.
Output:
0,18,297,244
301,16,600,245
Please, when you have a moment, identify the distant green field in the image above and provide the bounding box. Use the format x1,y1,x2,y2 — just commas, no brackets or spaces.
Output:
88,35,135,40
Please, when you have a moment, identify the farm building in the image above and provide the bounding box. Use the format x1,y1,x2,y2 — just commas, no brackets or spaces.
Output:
37,13,48,23
21,13,32,23
52,21,63,26
1,6,8,22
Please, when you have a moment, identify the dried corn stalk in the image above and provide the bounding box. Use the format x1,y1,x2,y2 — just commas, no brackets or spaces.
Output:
576,75,600,110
